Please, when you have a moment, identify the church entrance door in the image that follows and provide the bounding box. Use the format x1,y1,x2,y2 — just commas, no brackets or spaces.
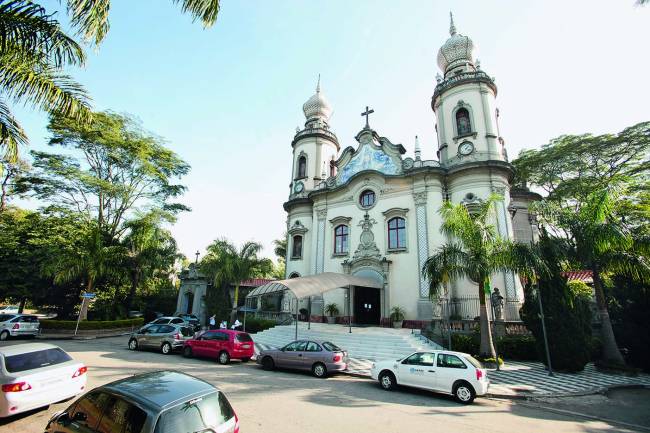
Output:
354,286,380,325
183,292,194,314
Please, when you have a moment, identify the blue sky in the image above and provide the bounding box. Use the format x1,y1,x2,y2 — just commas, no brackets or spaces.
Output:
15,0,650,261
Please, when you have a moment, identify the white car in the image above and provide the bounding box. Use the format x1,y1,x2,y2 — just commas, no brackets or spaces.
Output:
0,343,87,417
0,306,18,315
370,350,489,404
0,314,40,340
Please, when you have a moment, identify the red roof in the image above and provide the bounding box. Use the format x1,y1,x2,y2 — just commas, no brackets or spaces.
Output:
561,270,593,282
239,278,275,287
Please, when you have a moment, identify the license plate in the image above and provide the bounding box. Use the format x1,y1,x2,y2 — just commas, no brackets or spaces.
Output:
242,345,250,349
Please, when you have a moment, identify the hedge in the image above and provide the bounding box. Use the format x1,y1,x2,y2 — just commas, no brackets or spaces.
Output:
40,318,144,330
451,334,539,361
244,317,276,334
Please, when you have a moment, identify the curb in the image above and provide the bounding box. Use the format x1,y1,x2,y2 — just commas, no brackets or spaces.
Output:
487,383,650,400
36,332,130,341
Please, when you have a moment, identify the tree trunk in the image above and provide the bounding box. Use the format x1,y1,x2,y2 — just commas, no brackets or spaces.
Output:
230,284,240,322
592,268,626,367
18,297,27,314
125,269,139,314
478,281,497,358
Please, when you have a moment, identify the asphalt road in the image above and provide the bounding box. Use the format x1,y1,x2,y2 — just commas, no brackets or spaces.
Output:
0,336,647,433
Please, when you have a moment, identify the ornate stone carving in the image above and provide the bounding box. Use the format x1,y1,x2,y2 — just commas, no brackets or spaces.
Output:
413,191,428,205
403,158,414,170
352,213,381,260
288,220,308,235
316,209,327,219
460,192,482,214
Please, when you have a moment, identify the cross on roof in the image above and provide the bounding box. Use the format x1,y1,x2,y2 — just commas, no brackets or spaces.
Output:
194,250,200,264
361,106,374,128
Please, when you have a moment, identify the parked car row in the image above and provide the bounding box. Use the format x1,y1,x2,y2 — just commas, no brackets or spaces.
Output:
0,314,40,341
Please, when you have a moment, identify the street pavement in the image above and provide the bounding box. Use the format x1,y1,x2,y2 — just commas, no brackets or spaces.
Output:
0,336,647,433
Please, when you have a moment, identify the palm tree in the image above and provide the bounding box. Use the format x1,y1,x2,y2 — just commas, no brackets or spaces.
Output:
0,1,91,162
121,211,179,313
200,239,272,322
422,195,539,358
557,188,650,367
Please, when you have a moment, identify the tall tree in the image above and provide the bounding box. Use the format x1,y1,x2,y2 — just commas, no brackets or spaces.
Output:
121,211,179,312
200,239,273,322
18,111,190,240
551,188,650,367
423,195,540,358
272,234,287,279
0,156,27,211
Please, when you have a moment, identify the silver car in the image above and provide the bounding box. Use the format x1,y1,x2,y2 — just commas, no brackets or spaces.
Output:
127,323,193,354
0,314,40,341
257,340,349,378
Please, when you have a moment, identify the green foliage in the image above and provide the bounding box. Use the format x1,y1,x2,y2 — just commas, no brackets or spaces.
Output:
520,234,593,372
325,303,339,316
243,317,276,334
40,318,143,330
389,306,405,321
204,283,231,324
567,280,592,301
450,333,539,361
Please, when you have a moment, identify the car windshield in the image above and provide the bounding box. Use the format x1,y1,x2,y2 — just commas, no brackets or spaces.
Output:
0,314,15,322
179,327,194,337
322,341,342,352
154,392,234,433
235,333,252,343
463,355,483,369
4,347,72,373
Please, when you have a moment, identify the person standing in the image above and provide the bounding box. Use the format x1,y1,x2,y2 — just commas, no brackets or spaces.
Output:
209,314,216,330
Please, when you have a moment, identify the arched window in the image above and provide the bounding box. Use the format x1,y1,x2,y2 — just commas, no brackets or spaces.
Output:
329,159,336,177
456,108,472,136
297,156,307,178
387,217,406,250
359,189,376,208
291,235,303,259
334,225,349,255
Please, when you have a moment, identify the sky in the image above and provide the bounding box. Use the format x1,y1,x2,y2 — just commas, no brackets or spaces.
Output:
14,0,650,261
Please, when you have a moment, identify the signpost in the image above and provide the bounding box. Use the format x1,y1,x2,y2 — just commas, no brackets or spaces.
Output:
74,293,96,336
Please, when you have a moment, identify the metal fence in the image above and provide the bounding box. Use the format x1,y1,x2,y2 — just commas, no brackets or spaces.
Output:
440,296,522,322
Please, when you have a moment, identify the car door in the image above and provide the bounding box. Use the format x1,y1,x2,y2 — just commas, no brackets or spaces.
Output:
195,331,216,357
276,341,302,368
138,325,158,348
398,352,437,389
153,325,175,348
211,331,229,358
52,391,110,433
95,394,148,433
435,353,469,393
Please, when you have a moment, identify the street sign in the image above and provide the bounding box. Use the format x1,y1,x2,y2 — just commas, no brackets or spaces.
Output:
81,293,96,298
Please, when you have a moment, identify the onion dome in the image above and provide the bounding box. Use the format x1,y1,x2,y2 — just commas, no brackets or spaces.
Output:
302,76,332,122
436,13,476,73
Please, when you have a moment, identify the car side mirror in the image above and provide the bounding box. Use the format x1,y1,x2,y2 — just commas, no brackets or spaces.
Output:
56,412,71,426
73,412,87,422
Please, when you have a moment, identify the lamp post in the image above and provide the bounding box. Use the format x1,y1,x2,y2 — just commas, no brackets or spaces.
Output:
528,213,554,377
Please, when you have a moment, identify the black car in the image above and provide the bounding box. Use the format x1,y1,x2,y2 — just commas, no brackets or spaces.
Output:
176,313,201,331
44,370,239,433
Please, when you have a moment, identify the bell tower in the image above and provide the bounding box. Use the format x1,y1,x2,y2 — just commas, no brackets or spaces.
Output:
432,13,505,166
289,78,340,198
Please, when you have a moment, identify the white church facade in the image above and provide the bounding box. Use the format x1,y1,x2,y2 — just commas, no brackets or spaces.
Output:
283,16,537,325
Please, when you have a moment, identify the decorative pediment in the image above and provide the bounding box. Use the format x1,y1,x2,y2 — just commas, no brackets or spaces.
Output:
352,212,381,260
288,220,308,235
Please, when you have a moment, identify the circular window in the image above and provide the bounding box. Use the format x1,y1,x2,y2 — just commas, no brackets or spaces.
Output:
359,190,376,208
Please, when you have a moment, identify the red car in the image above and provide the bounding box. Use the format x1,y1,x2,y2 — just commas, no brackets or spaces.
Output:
183,329,255,364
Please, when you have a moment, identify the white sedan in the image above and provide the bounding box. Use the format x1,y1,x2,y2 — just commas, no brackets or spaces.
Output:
370,350,489,404
0,343,87,417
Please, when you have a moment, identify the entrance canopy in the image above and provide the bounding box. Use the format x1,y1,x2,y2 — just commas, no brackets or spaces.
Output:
245,272,382,300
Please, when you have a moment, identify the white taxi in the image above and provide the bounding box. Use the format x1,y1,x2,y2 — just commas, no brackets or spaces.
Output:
370,350,488,404
0,343,87,417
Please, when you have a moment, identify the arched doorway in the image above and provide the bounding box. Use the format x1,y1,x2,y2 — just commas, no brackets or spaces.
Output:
182,291,194,314
353,268,383,325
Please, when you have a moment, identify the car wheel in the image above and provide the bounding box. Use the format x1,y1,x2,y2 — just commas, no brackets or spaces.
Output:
261,356,275,370
241,357,250,363
379,371,396,391
161,342,172,355
218,351,230,365
312,362,327,378
183,346,193,358
0,330,8,341
128,339,138,350
453,381,476,404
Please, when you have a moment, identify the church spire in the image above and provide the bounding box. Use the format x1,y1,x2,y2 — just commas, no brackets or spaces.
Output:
449,11,457,36
414,135,421,160
316,73,321,93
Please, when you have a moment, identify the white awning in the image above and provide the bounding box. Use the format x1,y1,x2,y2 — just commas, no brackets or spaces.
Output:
245,272,382,299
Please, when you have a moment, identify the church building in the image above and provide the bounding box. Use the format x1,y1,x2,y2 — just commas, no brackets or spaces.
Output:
283,15,536,325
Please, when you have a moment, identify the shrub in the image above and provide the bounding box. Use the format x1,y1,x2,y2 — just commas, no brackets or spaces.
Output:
244,317,276,334
325,303,339,316
450,333,539,361
40,318,144,330
390,306,405,322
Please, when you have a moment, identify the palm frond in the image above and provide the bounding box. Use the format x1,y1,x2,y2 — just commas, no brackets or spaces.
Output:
66,0,110,46
423,243,470,297
0,0,85,67
0,51,92,123
0,97,27,162
172,0,220,27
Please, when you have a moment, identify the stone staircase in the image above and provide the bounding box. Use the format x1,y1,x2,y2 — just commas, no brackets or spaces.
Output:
250,322,442,362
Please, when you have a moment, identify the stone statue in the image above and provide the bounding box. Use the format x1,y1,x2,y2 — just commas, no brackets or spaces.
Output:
490,287,505,321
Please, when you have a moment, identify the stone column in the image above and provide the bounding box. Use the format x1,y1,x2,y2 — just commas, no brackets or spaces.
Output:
492,186,517,301
312,208,327,315
414,191,433,320
480,87,498,156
